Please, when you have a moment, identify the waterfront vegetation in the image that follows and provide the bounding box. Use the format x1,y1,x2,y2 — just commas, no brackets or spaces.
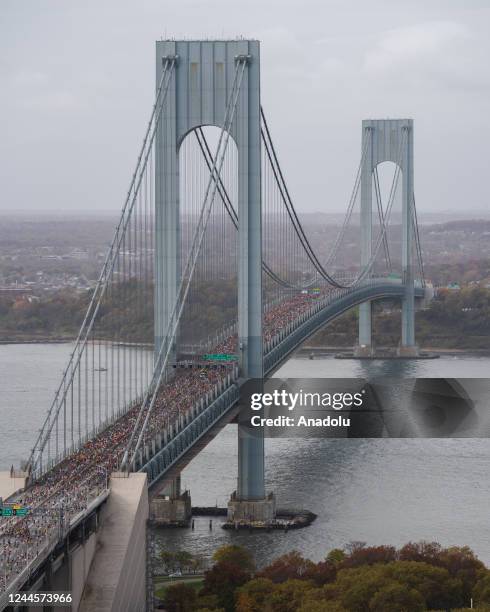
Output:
157,542,490,611
2,283,490,351
305,285,490,350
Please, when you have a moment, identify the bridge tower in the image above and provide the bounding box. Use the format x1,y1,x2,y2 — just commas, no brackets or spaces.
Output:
357,119,417,357
154,40,269,512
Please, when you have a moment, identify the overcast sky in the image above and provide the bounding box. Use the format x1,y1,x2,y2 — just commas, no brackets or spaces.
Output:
1,0,489,215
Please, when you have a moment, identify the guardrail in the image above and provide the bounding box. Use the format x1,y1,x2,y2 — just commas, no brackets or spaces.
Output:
264,280,424,374
137,379,240,486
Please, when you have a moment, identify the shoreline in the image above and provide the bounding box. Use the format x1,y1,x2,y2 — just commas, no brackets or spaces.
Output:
1,338,489,357
0,338,73,345
296,346,490,357
0,338,152,347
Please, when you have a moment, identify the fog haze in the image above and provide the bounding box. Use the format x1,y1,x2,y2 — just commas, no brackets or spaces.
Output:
1,0,489,214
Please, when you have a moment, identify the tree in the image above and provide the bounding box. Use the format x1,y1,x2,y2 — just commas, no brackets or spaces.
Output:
160,550,180,574
397,543,485,604
437,545,485,599
326,549,346,566
190,555,206,574
473,573,490,604
327,565,387,611
163,583,197,612
386,560,464,610
258,551,316,583
399,541,443,565
212,545,255,573
266,579,315,612
201,560,252,612
320,560,465,611
304,559,337,586
236,578,276,612
175,550,196,574
195,594,223,610
160,550,203,575
298,602,347,612
341,545,397,569
368,581,425,612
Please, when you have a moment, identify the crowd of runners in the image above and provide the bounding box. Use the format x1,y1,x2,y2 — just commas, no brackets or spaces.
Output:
0,289,329,593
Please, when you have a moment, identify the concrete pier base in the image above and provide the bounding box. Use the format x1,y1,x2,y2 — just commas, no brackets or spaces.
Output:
397,345,419,357
353,344,373,358
150,491,192,527
227,491,276,526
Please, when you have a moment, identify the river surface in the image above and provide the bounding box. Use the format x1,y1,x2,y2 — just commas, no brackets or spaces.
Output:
1,344,490,565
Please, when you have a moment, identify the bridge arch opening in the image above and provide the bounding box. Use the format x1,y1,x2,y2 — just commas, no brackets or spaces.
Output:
177,126,239,352
372,160,403,275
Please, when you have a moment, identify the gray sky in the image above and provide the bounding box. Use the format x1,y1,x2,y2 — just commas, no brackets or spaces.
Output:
1,0,489,214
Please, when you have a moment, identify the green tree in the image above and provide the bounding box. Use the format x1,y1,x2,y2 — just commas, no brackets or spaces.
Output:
266,579,315,612
326,549,346,566
473,573,490,604
160,550,179,574
212,545,255,573
298,601,347,612
368,581,425,611
175,550,196,573
386,561,463,610
236,578,276,612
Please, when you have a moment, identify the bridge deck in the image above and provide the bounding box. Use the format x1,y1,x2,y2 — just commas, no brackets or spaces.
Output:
0,278,426,599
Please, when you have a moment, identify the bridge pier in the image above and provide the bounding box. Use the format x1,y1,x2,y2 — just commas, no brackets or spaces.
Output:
150,475,192,526
399,293,418,356
228,490,276,524
356,302,373,357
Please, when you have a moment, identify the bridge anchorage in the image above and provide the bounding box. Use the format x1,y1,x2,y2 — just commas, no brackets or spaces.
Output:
0,38,432,607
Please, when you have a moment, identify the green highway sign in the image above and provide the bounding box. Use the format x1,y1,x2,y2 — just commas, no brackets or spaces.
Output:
1,506,29,517
202,353,237,362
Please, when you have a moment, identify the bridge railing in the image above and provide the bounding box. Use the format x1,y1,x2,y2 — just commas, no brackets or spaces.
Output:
264,277,425,373
136,368,240,484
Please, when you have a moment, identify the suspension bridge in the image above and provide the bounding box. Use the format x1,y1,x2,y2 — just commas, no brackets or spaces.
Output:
0,39,428,610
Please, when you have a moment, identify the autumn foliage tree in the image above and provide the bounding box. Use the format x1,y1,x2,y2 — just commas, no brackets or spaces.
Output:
200,546,255,612
169,542,490,611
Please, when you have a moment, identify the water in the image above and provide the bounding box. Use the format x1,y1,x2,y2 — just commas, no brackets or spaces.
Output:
1,344,490,565
0,342,151,469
